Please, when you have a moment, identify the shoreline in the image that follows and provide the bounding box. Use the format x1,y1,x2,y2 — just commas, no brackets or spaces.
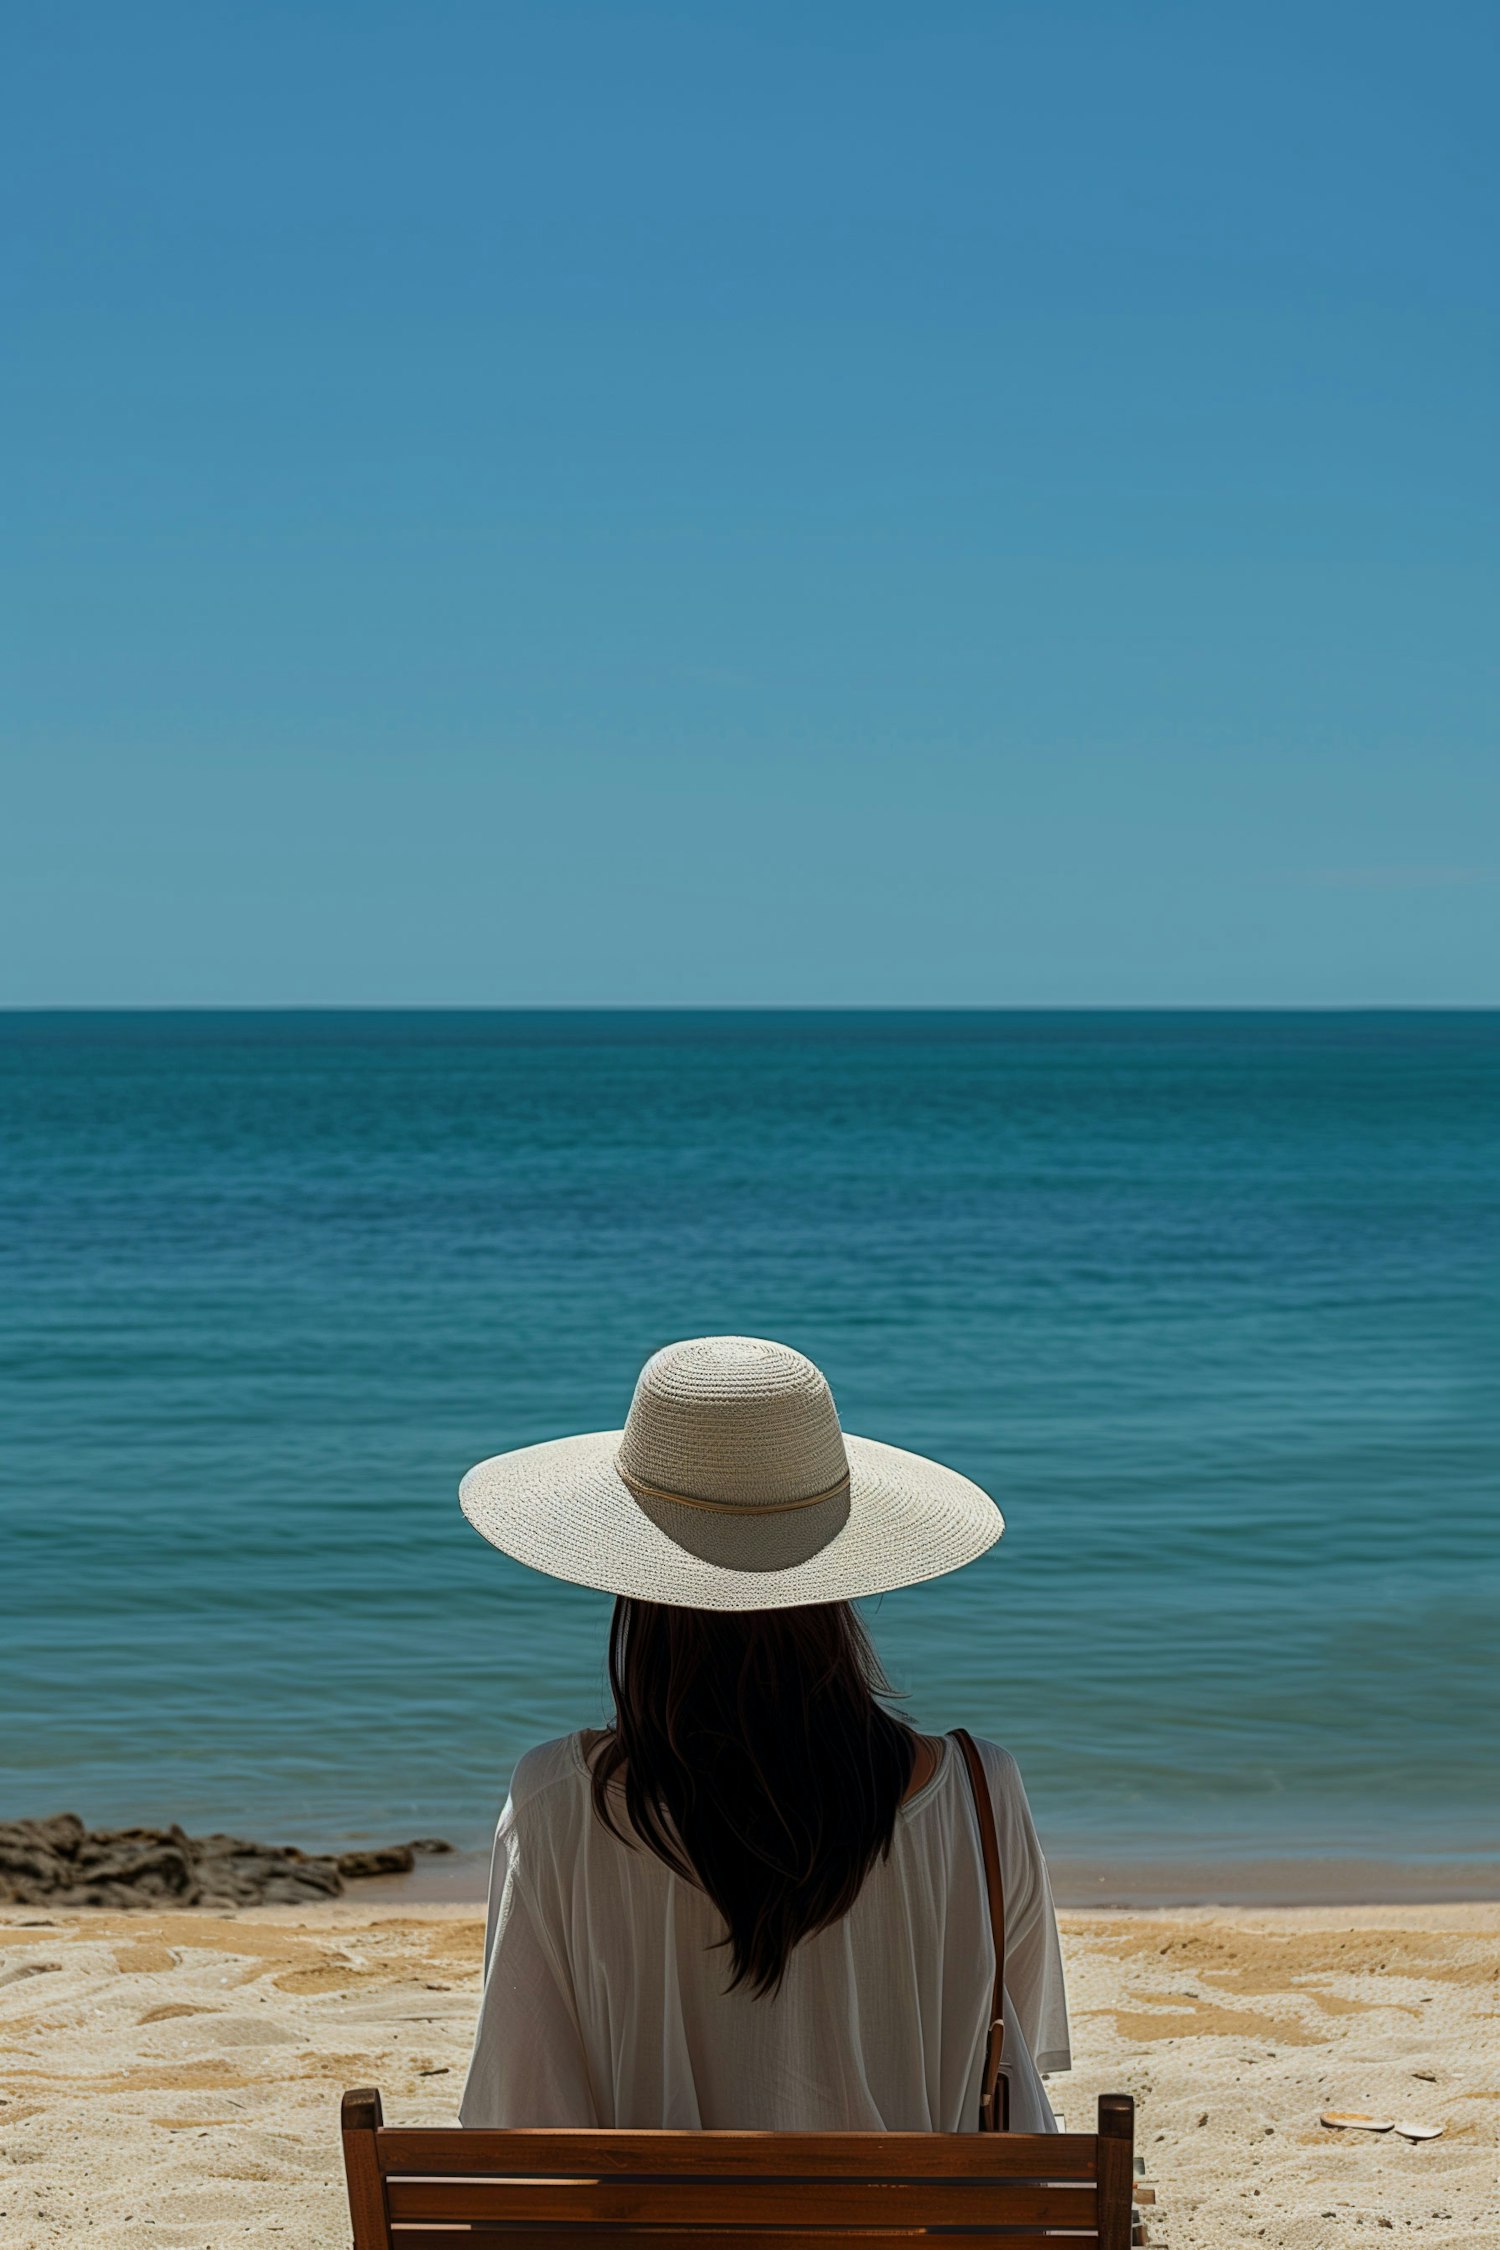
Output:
7,1816,1496,1916
2,1899,1494,2250
348,1848,1500,1912
1046,1856,1500,1909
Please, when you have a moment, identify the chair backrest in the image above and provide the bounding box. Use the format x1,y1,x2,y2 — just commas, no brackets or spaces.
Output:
341,2088,1135,2250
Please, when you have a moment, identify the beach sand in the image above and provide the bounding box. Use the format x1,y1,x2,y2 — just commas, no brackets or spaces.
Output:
1,1901,1494,2249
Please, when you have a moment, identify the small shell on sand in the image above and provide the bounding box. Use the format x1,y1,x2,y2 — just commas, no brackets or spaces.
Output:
1320,2111,1394,2131
1392,2120,1444,2141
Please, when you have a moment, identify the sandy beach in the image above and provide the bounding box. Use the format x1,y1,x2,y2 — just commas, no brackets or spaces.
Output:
1,1899,1494,2250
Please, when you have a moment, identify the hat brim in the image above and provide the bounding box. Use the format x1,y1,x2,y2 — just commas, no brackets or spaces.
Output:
459,1430,1002,1611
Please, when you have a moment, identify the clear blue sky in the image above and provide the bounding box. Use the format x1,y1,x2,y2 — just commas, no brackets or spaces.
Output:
5,2,1496,1005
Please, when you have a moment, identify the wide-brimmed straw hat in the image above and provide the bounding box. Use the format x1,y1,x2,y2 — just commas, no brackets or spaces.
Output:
459,1335,1003,1611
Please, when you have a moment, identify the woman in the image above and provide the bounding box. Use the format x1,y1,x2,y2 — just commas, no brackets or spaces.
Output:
457,1335,1069,2133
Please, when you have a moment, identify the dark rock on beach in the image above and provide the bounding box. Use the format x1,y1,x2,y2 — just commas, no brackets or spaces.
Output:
330,1846,420,1881
0,1815,453,1909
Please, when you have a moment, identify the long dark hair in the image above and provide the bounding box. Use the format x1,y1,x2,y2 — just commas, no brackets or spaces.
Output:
589,1598,917,1997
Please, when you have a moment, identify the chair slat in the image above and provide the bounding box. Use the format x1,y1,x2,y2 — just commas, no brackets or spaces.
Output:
375,2130,1099,2181
388,2235,1094,2250
386,2178,1099,2228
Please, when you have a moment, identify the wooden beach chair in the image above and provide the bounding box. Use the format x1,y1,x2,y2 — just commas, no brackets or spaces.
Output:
340,2086,1136,2250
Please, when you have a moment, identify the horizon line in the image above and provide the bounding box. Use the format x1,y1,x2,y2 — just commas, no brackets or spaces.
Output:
3,1002,1498,1018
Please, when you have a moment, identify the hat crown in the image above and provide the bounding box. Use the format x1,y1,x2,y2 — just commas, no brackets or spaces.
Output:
617,1336,849,1512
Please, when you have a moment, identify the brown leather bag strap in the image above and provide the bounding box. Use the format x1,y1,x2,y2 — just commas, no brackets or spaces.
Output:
950,1728,1009,2131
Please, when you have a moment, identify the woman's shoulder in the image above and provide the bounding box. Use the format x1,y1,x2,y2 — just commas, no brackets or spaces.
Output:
942,1734,1035,1820
936,1731,1023,1785
969,1735,1024,1784
506,1731,594,1813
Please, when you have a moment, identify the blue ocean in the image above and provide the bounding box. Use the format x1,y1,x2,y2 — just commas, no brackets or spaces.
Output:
3,1012,1497,1889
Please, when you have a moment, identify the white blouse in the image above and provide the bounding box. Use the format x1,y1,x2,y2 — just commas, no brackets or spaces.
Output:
460,1731,1070,2135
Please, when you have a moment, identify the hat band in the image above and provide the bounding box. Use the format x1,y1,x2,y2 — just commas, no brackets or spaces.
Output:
617,1461,851,1517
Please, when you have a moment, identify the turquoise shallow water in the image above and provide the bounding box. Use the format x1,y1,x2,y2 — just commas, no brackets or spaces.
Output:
2,1011,1497,1874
